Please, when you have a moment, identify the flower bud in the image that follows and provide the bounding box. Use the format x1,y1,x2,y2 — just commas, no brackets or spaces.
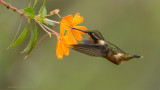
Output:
50,9,60,15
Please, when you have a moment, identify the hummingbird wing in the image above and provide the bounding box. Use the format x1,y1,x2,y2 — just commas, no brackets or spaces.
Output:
72,44,107,57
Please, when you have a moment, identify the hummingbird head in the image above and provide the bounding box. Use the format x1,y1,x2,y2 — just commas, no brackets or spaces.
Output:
72,28,105,44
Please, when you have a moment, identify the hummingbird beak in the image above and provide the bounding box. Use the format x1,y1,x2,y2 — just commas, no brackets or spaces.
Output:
72,28,89,33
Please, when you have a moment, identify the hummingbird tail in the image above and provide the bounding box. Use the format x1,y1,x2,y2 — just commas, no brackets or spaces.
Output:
133,55,143,58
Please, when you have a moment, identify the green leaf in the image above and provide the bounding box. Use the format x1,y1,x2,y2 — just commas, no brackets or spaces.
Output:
10,24,29,47
22,24,38,56
28,0,31,8
33,0,38,9
23,8,35,19
38,0,47,17
7,17,23,50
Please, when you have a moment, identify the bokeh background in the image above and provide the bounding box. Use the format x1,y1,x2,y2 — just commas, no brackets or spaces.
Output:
0,0,160,90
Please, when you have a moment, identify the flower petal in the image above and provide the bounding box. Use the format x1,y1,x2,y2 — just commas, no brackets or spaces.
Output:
63,15,73,25
60,19,70,30
71,13,84,26
60,23,65,35
62,43,69,56
56,41,63,59
65,30,77,46
72,29,82,41
60,35,70,56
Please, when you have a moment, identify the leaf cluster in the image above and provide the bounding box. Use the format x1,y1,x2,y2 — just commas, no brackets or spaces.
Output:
9,0,48,58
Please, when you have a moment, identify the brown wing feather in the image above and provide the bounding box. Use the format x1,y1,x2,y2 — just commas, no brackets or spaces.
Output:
72,44,107,57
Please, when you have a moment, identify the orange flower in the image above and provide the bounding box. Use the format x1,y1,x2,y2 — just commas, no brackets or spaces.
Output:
56,35,69,59
57,13,87,59
60,13,87,43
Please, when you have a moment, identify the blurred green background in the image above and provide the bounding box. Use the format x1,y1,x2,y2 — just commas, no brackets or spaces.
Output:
0,0,160,90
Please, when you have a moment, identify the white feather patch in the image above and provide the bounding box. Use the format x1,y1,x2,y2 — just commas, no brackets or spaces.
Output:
98,40,105,45
113,53,123,60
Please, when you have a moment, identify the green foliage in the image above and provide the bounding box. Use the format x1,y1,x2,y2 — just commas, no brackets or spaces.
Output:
33,0,38,9
39,0,47,17
23,8,35,19
10,24,29,47
9,0,52,57
22,24,38,57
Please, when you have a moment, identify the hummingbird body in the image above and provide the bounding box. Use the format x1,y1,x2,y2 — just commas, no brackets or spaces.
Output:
71,28,143,65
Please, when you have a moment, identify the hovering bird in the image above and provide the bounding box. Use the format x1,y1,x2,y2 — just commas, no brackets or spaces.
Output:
71,28,143,65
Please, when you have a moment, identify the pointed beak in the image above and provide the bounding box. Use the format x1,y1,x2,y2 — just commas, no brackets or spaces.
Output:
72,28,89,33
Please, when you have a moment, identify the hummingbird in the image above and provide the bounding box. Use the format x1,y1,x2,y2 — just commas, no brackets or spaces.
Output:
71,28,143,65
